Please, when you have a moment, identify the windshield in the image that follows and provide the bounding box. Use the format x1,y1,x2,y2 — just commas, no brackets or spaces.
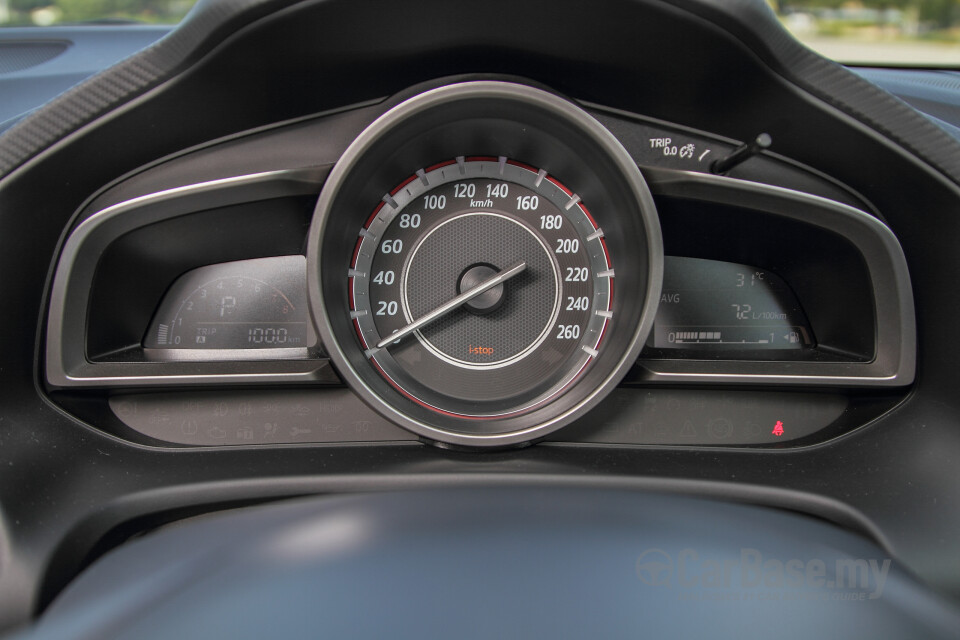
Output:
0,0,198,26
1,0,959,67
777,0,960,66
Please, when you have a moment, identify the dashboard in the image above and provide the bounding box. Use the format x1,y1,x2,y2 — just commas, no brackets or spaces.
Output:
1,0,960,636
42,78,915,450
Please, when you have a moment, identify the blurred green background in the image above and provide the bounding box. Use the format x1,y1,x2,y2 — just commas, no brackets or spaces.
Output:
0,0,959,65
774,0,960,63
0,0,197,26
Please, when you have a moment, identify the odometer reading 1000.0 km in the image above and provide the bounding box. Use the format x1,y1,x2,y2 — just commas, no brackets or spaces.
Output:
144,256,310,356
349,157,614,419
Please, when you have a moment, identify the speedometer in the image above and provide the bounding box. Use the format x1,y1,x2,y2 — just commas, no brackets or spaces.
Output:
308,81,662,447
351,158,612,418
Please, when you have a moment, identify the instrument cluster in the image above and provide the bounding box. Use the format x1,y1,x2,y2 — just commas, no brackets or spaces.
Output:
42,79,916,449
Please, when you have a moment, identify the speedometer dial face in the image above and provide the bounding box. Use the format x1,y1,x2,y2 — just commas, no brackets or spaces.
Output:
350,158,612,418
308,81,662,447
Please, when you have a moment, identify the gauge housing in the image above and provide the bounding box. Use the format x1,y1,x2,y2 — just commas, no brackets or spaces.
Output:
44,170,336,387
307,82,663,447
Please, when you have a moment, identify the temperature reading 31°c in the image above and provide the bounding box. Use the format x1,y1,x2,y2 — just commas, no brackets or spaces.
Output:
651,257,814,351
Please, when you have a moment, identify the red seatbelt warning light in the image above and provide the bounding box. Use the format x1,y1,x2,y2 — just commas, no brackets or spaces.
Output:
772,421,784,437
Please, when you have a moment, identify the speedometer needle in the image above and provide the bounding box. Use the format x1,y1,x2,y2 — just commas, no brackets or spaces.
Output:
376,260,527,349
